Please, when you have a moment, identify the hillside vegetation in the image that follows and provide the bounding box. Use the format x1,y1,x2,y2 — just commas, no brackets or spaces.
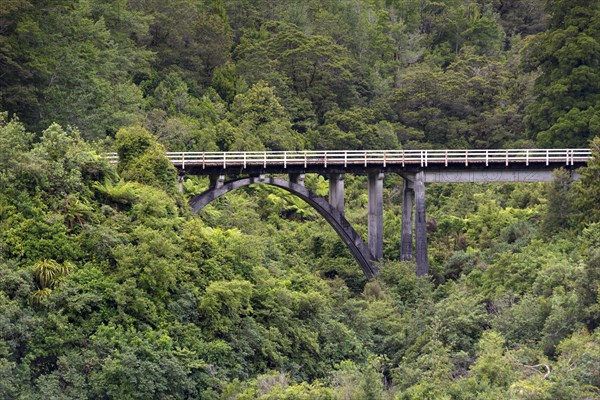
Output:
1,0,600,398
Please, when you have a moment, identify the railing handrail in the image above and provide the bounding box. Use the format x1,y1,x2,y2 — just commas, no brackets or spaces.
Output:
106,149,593,169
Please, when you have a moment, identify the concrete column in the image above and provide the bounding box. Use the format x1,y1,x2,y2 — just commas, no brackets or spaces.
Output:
368,171,384,260
289,173,305,186
209,174,225,189
328,173,345,214
400,178,414,261
414,171,428,276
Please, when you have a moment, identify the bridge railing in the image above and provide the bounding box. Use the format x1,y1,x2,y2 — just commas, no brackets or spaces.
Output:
106,149,592,168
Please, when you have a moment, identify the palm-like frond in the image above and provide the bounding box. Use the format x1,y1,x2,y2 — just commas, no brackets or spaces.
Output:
33,259,72,289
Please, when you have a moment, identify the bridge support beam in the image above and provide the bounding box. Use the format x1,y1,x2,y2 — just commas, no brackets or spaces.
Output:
415,171,428,276
289,173,305,187
209,174,225,189
401,178,413,261
368,172,384,260
329,173,345,214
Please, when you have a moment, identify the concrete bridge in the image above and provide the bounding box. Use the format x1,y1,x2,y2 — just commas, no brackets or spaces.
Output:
110,149,591,278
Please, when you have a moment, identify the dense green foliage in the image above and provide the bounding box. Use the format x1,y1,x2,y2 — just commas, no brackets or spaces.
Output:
6,0,595,149
524,0,600,147
1,0,600,399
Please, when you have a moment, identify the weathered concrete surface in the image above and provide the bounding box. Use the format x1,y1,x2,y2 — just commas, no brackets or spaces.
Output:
368,172,384,260
424,169,555,183
189,176,378,278
401,178,413,261
209,174,225,188
328,173,345,215
415,171,428,276
289,173,305,186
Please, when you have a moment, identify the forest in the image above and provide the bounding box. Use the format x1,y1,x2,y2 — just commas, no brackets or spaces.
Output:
1,0,600,398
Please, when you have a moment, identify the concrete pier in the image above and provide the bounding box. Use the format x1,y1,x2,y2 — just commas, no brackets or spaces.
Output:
328,173,345,214
401,178,413,261
368,172,384,260
209,174,225,189
414,171,428,275
289,173,305,186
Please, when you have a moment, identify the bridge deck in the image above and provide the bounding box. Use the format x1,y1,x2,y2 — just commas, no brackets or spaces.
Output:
107,149,591,180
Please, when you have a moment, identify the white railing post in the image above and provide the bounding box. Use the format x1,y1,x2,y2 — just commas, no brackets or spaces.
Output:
485,150,488,167
571,149,574,166
344,151,347,168
264,152,267,168
324,151,328,168
243,153,247,169
223,153,226,169
465,150,468,166
546,149,549,166
526,149,529,166
182,153,185,170
284,151,287,169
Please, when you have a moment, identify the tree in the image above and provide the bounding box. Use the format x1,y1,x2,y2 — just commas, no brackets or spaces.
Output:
423,1,506,62
315,107,400,150
524,0,600,147
495,0,548,37
132,0,232,87
389,48,528,148
542,168,575,232
0,112,33,180
0,0,36,123
229,81,302,150
470,331,514,387
236,22,359,121
211,63,240,104
144,72,222,151
115,125,178,193
575,137,600,223
31,259,71,304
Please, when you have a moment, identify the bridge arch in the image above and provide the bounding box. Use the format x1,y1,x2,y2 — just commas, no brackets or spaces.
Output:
189,176,377,278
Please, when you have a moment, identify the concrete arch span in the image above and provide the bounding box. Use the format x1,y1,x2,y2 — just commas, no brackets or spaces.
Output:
189,176,377,278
